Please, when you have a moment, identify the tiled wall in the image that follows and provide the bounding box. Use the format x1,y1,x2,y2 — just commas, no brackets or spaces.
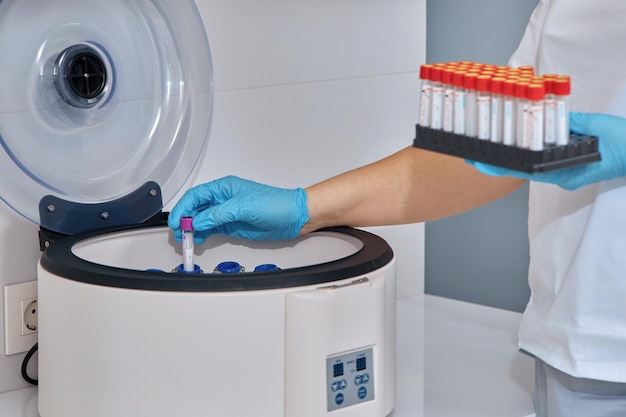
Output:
0,0,425,393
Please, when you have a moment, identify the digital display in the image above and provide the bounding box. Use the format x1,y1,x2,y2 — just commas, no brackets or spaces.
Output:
356,357,367,372
333,362,344,378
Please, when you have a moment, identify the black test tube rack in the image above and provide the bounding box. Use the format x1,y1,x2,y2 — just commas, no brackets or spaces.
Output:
412,125,601,173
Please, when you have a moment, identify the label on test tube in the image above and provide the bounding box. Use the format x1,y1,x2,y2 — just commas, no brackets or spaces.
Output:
418,64,433,127
544,97,557,145
430,67,444,130
502,79,516,146
554,77,571,146
555,100,568,145
453,71,466,135
543,76,557,145
464,73,478,137
490,77,504,143
527,83,545,151
443,68,455,132
476,75,491,140
515,82,529,148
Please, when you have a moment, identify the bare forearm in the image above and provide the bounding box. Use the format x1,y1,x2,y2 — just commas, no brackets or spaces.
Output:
301,146,524,233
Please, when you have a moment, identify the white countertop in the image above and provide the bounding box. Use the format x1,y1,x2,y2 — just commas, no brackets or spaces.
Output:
0,294,535,417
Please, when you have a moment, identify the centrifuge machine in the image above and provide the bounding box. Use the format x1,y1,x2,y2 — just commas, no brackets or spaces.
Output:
0,1,397,416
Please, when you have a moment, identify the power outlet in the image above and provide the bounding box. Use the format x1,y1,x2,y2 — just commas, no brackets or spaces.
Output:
4,281,38,355
21,298,38,336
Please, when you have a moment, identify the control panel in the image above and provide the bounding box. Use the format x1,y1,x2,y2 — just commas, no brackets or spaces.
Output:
326,347,375,412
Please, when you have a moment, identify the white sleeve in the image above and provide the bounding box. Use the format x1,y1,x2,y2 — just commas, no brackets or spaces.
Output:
508,0,550,68
508,0,626,114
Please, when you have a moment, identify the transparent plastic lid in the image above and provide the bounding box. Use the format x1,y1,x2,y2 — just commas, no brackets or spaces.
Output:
0,0,213,232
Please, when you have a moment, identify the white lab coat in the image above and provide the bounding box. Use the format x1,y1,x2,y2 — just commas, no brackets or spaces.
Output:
510,0,626,382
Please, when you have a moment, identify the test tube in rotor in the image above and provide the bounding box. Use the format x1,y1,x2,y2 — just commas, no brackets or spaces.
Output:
181,216,196,272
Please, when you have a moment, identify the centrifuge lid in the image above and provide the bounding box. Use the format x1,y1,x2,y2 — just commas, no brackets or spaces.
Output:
0,0,213,234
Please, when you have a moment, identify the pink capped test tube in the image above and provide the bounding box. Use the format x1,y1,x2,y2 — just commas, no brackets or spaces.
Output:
181,216,195,272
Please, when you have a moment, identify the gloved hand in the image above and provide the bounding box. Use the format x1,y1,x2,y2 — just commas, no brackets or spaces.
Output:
168,175,309,243
468,112,626,190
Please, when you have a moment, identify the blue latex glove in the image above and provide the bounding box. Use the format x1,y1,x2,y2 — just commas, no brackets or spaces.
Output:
468,112,626,190
168,175,310,242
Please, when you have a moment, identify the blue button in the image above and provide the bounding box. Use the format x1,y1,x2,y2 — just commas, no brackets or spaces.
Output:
361,373,370,384
335,393,345,405
358,386,368,399
354,375,362,385
331,381,340,392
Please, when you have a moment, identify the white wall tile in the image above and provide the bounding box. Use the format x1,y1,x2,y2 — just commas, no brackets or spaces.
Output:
196,0,425,90
190,74,420,185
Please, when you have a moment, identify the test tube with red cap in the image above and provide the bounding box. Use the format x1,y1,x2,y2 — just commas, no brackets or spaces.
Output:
418,64,433,127
543,75,558,145
554,76,571,146
430,66,445,129
442,66,456,132
514,81,529,147
476,75,492,140
526,82,546,151
464,72,479,137
501,78,517,146
490,77,505,143
453,70,466,135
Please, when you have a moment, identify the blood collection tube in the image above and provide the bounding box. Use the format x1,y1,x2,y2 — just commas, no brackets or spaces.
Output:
443,66,456,132
418,64,433,127
501,78,516,146
515,81,529,147
453,70,466,135
490,77,505,143
464,72,479,137
526,82,545,150
430,66,445,130
476,75,492,140
181,216,195,272
554,76,571,146
543,75,558,145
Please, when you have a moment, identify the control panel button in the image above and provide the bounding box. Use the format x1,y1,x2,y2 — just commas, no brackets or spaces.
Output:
339,379,347,390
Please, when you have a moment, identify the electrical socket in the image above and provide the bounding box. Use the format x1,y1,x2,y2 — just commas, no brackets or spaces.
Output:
21,298,38,336
4,281,38,355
